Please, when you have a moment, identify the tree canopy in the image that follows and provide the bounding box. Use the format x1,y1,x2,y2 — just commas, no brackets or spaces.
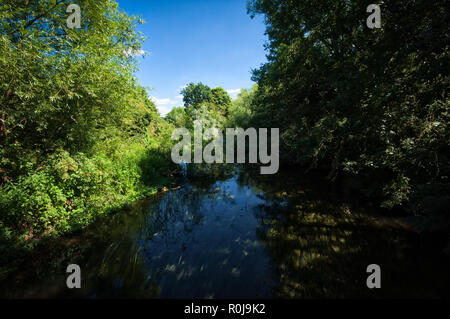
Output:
0,0,174,244
180,82,232,124
247,0,449,213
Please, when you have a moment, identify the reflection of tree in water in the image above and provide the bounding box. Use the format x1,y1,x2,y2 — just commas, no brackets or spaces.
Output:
66,200,162,298
139,180,238,243
0,200,161,298
4,165,448,298
187,163,236,188
140,186,206,242
134,179,240,297
85,237,160,298
65,177,243,298
85,185,211,298
242,169,450,298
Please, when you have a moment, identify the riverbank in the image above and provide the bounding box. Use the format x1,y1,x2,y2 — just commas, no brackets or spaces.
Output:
0,135,178,283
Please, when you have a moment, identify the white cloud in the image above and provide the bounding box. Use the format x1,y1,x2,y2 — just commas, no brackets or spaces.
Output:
150,96,182,116
156,105,175,117
123,48,146,57
150,97,173,105
177,85,188,93
175,95,183,99
226,89,241,99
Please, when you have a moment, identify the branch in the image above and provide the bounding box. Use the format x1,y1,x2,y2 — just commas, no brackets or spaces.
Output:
8,0,67,35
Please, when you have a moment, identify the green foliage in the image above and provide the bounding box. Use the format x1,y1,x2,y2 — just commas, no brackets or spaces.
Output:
191,102,227,129
210,87,232,117
226,85,257,128
247,0,449,213
165,107,191,128
0,0,176,268
180,82,232,122
1,0,146,162
0,127,174,237
181,82,214,109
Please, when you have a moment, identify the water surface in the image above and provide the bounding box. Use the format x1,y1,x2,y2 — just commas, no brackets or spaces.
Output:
2,166,449,298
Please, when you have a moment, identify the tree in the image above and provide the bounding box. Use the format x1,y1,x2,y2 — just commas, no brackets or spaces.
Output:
0,0,147,174
227,85,257,128
181,82,213,109
210,87,232,117
0,0,175,242
181,83,232,124
165,107,191,128
247,0,449,213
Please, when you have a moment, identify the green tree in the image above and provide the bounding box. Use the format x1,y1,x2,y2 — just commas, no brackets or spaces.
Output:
1,0,147,175
165,106,191,128
0,0,175,245
181,83,232,125
248,0,449,213
227,85,257,128
181,82,213,109
210,87,232,117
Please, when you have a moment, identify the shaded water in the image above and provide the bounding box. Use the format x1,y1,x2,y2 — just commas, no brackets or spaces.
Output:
1,166,449,298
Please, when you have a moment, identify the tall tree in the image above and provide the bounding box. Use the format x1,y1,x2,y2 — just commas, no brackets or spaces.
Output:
181,82,213,109
0,0,147,177
248,0,449,213
210,87,232,117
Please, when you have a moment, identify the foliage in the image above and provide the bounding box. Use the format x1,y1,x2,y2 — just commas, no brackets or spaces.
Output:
247,0,449,213
0,0,176,271
165,107,191,128
210,87,232,118
181,82,214,109
180,82,232,123
226,85,257,128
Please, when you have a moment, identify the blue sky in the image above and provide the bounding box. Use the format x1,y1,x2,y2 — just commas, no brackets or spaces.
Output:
117,0,267,115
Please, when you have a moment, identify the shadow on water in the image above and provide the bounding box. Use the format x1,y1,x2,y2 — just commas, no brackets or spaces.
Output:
238,169,450,298
1,164,449,298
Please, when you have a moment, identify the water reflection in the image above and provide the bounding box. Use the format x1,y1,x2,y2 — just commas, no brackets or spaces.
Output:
239,169,450,298
1,165,449,298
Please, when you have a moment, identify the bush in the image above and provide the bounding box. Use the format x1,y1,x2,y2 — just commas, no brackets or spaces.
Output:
0,132,175,240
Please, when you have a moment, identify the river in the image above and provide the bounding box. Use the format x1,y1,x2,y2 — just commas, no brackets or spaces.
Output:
1,164,449,298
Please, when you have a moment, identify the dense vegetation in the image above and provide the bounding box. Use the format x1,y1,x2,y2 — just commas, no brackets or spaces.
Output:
166,82,258,130
166,82,233,130
244,0,449,215
0,0,175,278
0,0,448,286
